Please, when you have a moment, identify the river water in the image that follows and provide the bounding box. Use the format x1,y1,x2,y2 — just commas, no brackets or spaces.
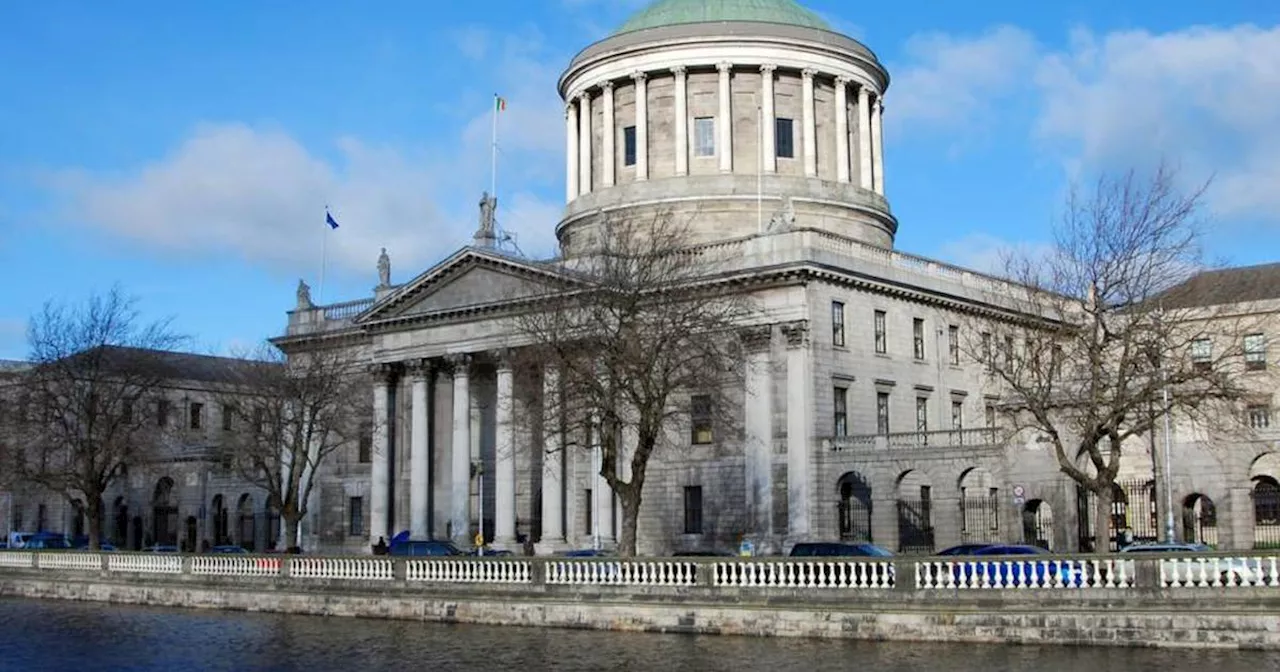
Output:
1,598,1278,671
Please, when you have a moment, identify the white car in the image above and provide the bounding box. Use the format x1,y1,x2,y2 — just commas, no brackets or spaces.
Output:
1119,543,1268,586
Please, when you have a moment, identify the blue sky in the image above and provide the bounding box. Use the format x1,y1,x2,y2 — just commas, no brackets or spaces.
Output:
1,0,1278,359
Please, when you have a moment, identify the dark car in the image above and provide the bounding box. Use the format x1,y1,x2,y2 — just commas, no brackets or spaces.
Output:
70,536,116,552
388,540,465,557
940,544,1085,587
789,542,893,557
936,543,993,556
210,545,249,554
560,549,613,558
26,533,72,550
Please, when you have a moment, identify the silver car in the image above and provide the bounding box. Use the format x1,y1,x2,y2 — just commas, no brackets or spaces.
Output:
1119,543,1268,586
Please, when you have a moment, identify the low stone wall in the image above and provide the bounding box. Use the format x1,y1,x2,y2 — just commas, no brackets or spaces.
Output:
3,552,1280,649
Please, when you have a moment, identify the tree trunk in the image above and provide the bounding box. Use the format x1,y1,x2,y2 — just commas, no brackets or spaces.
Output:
283,513,302,554
618,491,642,557
86,495,104,551
1094,483,1113,553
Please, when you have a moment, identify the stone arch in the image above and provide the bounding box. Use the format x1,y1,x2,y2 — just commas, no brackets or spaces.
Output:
1249,454,1280,549
1182,493,1218,546
151,477,178,547
1249,452,1280,482
895,470,935,554
210,494,229,546
958,467,999,544
236,494,255,551
1022,499,1054,550
836,470,873,542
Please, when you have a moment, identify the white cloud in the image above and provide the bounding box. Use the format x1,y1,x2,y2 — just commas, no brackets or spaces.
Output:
934,232,1054,277
887,25,1039,135
46,30,572,278
1034,25,1280,224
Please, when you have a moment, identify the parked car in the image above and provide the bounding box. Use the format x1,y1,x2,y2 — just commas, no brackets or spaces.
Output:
936,543,994,556
559,549,613,558
142,545,180,553
388,540,465,557
70,536,116,551
1118,542,1266,585
788,542,893,557
938,544,1087,587
24,533,71,550
209,545,249,554
7,532,36,549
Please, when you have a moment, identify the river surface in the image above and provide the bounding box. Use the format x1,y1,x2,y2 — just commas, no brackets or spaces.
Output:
1,598,1278,671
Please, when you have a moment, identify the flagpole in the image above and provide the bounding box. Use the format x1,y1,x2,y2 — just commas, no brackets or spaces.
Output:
491,93,499,207
757,105,763,234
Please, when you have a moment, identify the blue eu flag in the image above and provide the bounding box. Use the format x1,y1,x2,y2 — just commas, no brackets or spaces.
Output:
326,211,340,230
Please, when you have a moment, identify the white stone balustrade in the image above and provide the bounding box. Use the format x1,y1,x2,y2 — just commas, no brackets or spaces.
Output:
107,554,183,574
915,558,1131,590
0,552,34,568
1155,555,1280,588
36,553,102,572
289,557,394,581
406,559,532,584
714,560,894,589
191,556,283,578
546,560,699,586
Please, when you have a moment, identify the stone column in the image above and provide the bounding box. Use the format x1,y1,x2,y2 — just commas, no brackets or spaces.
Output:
448,354,472,546
493,351,516,549
934,493,962,551
717,62,733,172
857,86,872,191
408,361,431,540
742,326,775,542
801,69,817,178
578,92,592,196
632,71,648,181
872,95,885,195
672,66,688,176
783,321,812,539
537,367,566,553
565,103,579,203
601,81,615,188
591,415,615,546
835,77,850,183
760,64,776,173
369,366,392,547
1227,486,1254,550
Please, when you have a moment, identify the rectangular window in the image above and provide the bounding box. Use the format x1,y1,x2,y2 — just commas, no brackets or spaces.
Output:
876,392,890,435
253,408,266,434
951,401,963,430
1245,333,1267,371
775,117,795,158
348,497,364,536
157,400,170,427
37,504,47,532
1003,335,1015,367
985,404,996,428
690,394,713,444
1191,338,1212,371
874,310,887,354
11,504,22,532
623,125,637,166
916,397,929,433
980,332,993,368
948,325,960,366
831,301,846,347
1248,405,1272,429
694,117,715,156
189,402,203,430
222,404,235,431
358,422,373,464
833,387,848,437
913,318,926,360
683,486,703,534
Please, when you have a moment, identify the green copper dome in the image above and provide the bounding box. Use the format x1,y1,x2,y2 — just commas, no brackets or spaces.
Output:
615,0,832,35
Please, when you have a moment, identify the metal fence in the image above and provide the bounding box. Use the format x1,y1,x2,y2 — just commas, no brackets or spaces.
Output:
959,496,1001,544
1255,481,1280,549
896,498,935,554
1076,480,1157,552
837,499,873,543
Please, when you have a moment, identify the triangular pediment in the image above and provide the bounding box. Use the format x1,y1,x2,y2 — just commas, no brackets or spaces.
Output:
357,247,572,323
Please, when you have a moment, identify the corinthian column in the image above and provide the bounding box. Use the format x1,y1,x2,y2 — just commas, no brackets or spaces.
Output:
578,92,592,196
632,71,649,181
537,366,565,553
760,64,776,173
717,62,733,172
741,326,775,542
448,354,472,546
872,96,885,195
782,321,812,538
835,77,850,183
601,81,615,187
565,103,579,202
493,351,516,548
857,86,872,191
408,360,431,540
369,365,392,548
801,69,817,178
672,66,688,176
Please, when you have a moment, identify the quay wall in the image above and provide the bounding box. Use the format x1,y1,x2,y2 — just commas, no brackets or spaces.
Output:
2,552,1280,650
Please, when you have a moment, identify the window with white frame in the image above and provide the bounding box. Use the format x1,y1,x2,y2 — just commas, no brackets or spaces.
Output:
948,325,960,365
694,117,715,156
1191,338,1212,371
833,387,848,436
1245,333,1267,371
913,318,926,360
1248,405,1271,429
876,392,890,435
832,301,846,347
951,401,963,430
916,397,929,433
874,310,887,354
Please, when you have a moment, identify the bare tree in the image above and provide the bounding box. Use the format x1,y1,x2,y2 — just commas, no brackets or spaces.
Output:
0,288,184,549
972,165,1254,550
215,343,368,553
514,213,758,556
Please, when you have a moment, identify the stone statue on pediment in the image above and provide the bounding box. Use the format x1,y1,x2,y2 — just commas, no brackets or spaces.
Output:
767,196,796,233
377,247,391,288
475,191,498,248
296,279,313,309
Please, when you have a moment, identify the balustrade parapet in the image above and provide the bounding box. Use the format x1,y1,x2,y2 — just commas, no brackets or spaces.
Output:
829,427,1004,452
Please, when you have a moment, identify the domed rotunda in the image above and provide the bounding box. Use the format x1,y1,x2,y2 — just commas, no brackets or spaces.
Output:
557,0,892,256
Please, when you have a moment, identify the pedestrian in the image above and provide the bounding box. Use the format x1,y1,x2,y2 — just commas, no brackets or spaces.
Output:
373,536,388,555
